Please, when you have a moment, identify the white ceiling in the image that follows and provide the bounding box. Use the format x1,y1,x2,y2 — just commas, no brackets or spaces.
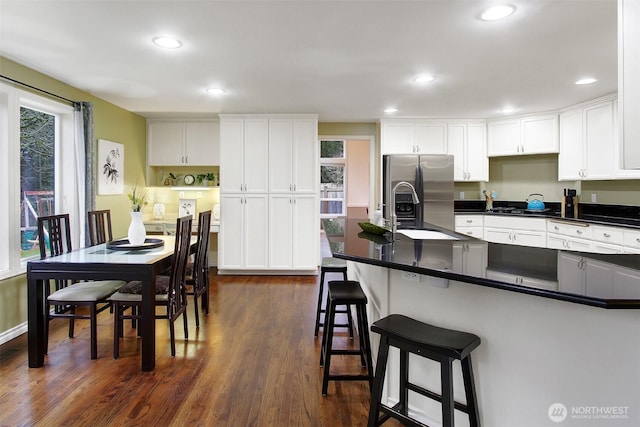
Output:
0,0,617,122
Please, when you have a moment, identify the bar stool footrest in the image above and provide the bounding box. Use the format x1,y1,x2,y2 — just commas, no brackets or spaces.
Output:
407,381,471,414
378,404,429,427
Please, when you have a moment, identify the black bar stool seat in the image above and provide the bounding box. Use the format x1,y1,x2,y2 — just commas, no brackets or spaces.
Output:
314,257,354,338
368,314,481,427
320,280,374,396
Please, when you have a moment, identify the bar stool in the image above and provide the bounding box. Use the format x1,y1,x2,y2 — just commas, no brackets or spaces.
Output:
320,280,374,396
368,314,481,427
314,257,354,339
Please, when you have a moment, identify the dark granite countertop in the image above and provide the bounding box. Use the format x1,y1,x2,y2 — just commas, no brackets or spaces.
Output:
323,217,640,309
455,200,640,228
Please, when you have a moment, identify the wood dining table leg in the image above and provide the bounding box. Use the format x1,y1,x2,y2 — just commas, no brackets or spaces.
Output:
27,265,46,368
140,266,156,371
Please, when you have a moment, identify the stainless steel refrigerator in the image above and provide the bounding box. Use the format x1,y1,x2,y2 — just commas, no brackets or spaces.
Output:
382,154,454,230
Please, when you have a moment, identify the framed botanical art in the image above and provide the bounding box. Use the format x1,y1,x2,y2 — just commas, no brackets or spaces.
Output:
98,139,124,195
179,198,197,218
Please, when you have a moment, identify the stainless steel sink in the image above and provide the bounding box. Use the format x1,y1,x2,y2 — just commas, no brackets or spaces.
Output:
396,229,460,240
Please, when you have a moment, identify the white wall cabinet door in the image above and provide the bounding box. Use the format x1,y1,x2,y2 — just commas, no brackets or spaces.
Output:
147,120,218,166
521,115,558,155
381,120,446,154
583,100,615,179
558,98,616,180
269,119,317,193
269,194,318,269
220,117,269,193
147,121,184,165
219,194,268,270
487,119,520,156
447,123,488,181
558,109,583,180
414,123,447,154
488,115,558,157
184,122,219,165
292,195,319,269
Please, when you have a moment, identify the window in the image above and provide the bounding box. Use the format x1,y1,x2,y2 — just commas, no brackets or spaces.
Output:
320,140,346,217
0,82,82,279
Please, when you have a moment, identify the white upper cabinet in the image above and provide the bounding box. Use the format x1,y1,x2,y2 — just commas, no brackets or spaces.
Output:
268,118,318,193
447,122,488,181
487,114,558,157
381,120,447,154
558,97,616,180
219,117,269,193
147,120,219,166
619,0,640,169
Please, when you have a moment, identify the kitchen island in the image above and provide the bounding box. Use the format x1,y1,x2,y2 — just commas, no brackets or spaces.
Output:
324,217,640,427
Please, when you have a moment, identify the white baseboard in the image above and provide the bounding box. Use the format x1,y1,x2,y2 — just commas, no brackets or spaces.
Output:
0,321,27,346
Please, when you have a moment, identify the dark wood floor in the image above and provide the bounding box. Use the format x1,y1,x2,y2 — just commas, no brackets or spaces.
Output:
0,241,401,426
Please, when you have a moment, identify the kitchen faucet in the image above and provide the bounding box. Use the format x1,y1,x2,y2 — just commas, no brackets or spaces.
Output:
390,181,420,234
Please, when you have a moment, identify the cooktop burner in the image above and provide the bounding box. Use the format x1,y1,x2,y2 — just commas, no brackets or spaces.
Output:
490,207,552,214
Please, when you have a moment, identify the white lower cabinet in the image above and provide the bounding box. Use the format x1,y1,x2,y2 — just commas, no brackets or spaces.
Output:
558,252,640,298
268,194,318,270
485,269,558,290
454,214,484,238
483,216,546,248
218,194,269,270
452,242,487,277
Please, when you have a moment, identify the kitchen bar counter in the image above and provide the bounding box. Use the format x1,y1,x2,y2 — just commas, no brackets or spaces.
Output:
324,217,640,426
324,217,640,308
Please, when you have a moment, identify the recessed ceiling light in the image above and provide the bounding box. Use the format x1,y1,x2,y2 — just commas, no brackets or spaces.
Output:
206,88,226,96
384,107,398,114
152,36,182,49
480,5,516,21
575,78,597,85
413,75,435,84
500,107,517,114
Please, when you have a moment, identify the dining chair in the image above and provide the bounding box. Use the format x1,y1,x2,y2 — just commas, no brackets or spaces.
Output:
37,213,126,359
109,215,192,358
186,210,212,328
87,209,113,246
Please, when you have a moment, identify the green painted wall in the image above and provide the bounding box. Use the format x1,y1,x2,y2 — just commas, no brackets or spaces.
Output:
0,57,146,337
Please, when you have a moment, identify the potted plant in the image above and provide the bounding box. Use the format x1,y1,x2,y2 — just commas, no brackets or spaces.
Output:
196,173,207,185
205,172,216,186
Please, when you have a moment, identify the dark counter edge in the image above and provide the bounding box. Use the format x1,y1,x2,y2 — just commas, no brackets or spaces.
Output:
332,252,640,310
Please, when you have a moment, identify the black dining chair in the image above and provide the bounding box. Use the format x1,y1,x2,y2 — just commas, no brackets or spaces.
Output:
38,213,126,359
186,210,212,328
87,209,113,246
109,215,192,358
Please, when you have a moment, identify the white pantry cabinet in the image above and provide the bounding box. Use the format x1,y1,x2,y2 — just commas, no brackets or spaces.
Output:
381,120,447,154
219,117,269,193
219,114,319,273
558,97,616,180
447,123,488,181
268,194,318,270
147,120,219,166
268,118,318,193
487,114,558,157
218,194,269,270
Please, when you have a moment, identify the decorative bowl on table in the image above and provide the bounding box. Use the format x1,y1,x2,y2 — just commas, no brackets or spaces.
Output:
357,222,390,235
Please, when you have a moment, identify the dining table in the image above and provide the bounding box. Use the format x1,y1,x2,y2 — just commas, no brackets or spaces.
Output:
27,235,197,371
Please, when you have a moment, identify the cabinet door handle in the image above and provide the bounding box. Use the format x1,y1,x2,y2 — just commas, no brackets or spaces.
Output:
576,230,582,235
466,219,473,223
554,226,559,230
603,233,611,238
293,184,296,191
636,238,640,243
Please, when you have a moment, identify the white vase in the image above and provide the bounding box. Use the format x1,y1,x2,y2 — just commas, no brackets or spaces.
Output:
127,211,146,245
